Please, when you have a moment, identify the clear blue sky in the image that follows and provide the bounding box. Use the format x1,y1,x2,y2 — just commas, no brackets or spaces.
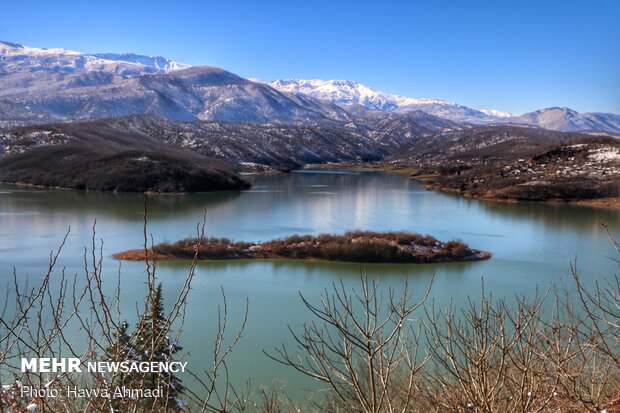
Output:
2,0,619,114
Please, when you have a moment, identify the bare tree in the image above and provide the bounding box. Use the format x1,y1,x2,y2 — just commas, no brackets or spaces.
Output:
422,277,619,413
422,286,559,413
266,274,433,413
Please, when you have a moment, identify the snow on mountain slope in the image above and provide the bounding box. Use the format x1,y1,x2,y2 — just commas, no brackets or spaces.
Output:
269,79,508,124
0,41,357,125
269,79,620,134
513,107,620,134
479,109,514,118
93,53,188,72
0,41,188,77
270,79,448,111
0,63,353,125
1,41,618,134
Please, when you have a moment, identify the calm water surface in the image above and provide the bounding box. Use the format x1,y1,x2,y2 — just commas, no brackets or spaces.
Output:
1,170,618,399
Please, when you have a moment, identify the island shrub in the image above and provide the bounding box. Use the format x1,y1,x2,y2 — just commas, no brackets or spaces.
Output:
142,231,484,263
445,240,470,258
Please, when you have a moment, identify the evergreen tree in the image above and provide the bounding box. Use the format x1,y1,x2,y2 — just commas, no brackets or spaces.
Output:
104,321,139,411
135,283,185,410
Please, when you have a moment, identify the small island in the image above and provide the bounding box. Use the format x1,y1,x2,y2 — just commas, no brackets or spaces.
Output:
114,231,491,264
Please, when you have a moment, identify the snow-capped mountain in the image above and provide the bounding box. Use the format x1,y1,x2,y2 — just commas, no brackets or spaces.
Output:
269,79,620,134
1,41,618,135
0,40,188,77
269,79,510,124
0,41,357,125
513,107,620,133
92,53,188,72
269,79,449,111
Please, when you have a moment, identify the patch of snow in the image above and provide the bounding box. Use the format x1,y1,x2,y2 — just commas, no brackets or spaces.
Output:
0,40,188,76
478,108,514,118
269,78,512,124
270,79,451,112
589,146,619,162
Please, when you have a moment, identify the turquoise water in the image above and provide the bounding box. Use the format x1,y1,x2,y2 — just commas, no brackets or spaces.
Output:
1,170,618,400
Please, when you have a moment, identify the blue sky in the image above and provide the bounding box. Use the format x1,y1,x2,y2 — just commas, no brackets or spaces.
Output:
2,0,619,114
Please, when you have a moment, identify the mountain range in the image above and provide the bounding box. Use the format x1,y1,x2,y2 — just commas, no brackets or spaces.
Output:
268,79,513,124
268,79,620,133
0,41,350,127
0,41,188,76
1,40,619,134
0,40,618,193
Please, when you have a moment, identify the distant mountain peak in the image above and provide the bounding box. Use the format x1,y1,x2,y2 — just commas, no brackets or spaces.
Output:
0,40,24,48
0,40,80,56
0,40,188,76
536,106,574,113
269,78,513,124
269,78,451,112
514,106,620,133
92,52,189,72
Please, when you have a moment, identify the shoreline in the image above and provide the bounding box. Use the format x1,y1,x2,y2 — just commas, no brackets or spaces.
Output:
113,249,492,264
3,163,616,209
0,180,246,195
304,163,620,209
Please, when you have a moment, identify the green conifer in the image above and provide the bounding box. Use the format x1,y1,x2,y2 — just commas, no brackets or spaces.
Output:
104,320,139,411
135,283,185,410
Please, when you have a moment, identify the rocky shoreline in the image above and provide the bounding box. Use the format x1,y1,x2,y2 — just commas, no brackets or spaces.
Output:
310,137,620,209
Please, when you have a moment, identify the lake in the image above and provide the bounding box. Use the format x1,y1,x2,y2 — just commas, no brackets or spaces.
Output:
1,170,618,401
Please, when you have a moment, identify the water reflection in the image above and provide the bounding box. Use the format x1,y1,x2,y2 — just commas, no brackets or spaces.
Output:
0,184,242,221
